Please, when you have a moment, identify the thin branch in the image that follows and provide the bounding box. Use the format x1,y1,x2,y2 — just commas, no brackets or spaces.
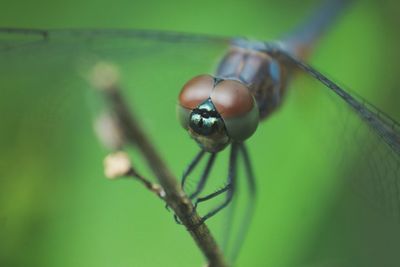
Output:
90,62,229,267
103,151,166,198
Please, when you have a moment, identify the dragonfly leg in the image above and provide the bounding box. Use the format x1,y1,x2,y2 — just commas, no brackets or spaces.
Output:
181,149,206,191
175,152,215,224
189,152,217,200
228,143,256,262
165,149,205,212
168,149,206,224
193,143,239,224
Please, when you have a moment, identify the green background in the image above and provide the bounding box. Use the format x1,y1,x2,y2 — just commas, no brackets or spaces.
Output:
1,0,400,266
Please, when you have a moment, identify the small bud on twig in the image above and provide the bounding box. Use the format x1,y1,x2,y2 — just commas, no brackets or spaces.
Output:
103,151,166,198
104,151,132,179
89,61,120,91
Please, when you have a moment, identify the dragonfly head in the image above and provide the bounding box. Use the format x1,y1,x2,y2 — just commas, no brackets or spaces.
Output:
177,75,259,152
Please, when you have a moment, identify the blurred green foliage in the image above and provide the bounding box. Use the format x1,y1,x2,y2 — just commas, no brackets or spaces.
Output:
1,0,400,267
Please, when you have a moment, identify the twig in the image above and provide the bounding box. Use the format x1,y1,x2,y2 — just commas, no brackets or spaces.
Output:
90,63,229,267
103,151,166,198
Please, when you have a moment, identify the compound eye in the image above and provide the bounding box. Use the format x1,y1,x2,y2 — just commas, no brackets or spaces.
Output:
178,75,214,110
177,75,214,129
210,80,259,141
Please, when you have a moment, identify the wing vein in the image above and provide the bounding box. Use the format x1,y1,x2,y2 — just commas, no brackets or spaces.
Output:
278,49,400,156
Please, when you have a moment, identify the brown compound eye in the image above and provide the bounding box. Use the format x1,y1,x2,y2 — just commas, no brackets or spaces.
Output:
210,80,259,141
177,74,214,129
178,75,214,109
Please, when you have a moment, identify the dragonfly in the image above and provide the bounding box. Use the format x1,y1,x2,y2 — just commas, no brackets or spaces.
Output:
1,0,400,263
175,0,400,225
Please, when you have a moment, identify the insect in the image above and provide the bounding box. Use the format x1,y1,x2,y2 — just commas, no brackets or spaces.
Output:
175,0,400,225
1,0,400,263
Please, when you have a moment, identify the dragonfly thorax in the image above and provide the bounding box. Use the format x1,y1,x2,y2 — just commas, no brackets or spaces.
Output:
177,74,260,152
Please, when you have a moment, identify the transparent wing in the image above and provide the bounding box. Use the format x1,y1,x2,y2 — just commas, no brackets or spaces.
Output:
0,28,231,182
285,51,400,154
0,28,230,86
0,28,232,88
277,48,400,218
0,28,231,50
267,48,400,266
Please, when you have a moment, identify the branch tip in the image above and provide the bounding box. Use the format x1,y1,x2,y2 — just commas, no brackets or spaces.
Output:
89,61,120,91
103,151,132,179
103,151,166,198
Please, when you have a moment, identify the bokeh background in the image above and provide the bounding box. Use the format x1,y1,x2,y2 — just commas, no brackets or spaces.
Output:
1,0,400,266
